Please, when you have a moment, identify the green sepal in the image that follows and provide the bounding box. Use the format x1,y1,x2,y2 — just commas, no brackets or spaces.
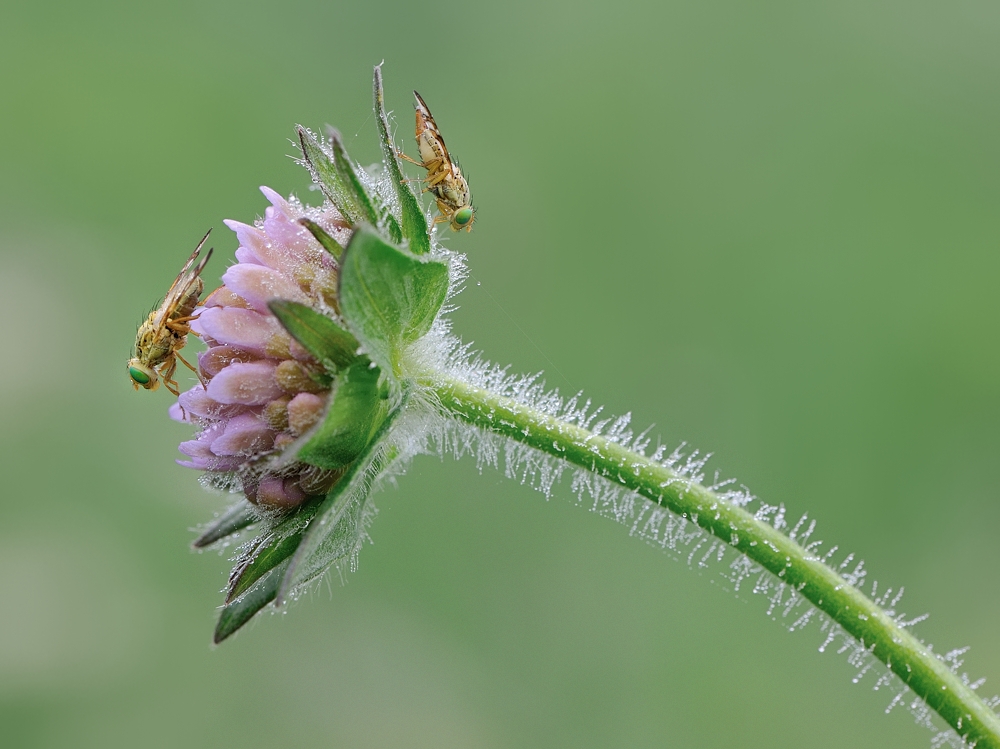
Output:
298,218,343,261
338,226,449,376
191,502,257,549
373,64,430,255
277,391,408,602
297,124,403,244
326,128,404,244
297,126,359,224
268,300,360,373
296,360,389,470
213,559,289,644
225,498,323,603
327,128,380,227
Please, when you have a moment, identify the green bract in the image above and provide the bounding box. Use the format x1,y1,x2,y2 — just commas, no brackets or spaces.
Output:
373,64,431,256
337,227,449,377
296,361,390,471
267,300,360,371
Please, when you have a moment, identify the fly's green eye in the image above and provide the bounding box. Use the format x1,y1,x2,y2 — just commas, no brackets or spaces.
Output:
129,366,151,385
454,208,474,226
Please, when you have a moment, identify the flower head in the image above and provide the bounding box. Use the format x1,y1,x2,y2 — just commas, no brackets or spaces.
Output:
169,65,454,642
172,187,350,510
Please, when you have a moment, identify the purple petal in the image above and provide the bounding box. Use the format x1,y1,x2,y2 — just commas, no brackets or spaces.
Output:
260,186,294,217
235,246,264,265
204,285,251,309
206,361,284,405
222,264,308,311
176,455,244,471
287,392,326,435
178,421,225,456
177,384,248,419
192,307,284,356
178,438,216,460
261,212,318,258
224,220,270,264
199,346,260,377
259,187,309,245
210,412,275,456
254,476,308,510
225,217,302,270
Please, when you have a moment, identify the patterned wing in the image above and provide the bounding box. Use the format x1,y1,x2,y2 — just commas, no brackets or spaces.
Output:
153,230,213,333
413,91,455,176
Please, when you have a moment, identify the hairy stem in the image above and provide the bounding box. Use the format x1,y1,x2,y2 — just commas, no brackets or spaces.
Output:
426,372,1000,747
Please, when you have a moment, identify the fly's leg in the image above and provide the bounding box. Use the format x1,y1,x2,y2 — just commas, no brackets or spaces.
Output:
425,169,449,187
162,357,181,397
176,351,207,387
435,199,456,218
166,313,202,336
177,351,200,374
396,151,425,167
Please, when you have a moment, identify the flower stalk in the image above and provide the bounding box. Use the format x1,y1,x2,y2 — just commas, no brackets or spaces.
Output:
426,373,1000,748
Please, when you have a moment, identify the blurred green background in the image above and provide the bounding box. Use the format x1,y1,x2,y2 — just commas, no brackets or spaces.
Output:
1,1,998,747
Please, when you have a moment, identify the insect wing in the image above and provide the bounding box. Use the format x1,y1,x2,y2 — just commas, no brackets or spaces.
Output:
413,91,456,177
153,230,213,334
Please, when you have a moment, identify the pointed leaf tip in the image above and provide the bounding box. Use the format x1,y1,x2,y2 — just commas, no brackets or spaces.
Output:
225,500,322,603
214,560,288,644
299,218,343,260
373,66,431,255
297,126,357,223
327,129,380,228
192,502,257,549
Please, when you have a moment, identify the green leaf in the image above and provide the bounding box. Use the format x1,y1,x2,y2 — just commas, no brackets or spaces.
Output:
213,560,288,644
338,226,449,375
380,196,404,246
296,360,389,470
278,392,408,602
297,126,360,223
191,502,257,549
373,64,430,255
328,128,380,227
298,124,403,244
298,218,343,261
268,299,360,373
225,499,323,603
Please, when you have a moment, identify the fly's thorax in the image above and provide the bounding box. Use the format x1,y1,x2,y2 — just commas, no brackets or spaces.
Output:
135,323,175,366
437,178,469,208
432,166,471,209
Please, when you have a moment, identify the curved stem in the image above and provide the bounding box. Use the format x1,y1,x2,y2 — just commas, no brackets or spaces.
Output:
426,372,1000,748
